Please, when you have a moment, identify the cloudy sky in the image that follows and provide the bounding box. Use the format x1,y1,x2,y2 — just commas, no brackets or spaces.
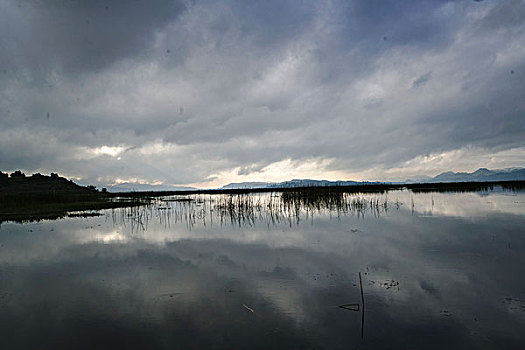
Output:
1,0,524,188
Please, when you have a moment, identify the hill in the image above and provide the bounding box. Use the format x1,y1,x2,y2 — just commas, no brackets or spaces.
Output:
431,168,525,182
0,171,142,223
0,171,99,195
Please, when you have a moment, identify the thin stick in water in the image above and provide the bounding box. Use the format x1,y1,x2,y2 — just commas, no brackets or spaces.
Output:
359,271,365,338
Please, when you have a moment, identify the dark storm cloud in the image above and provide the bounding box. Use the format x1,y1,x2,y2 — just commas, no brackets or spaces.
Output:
0,0,186,76
0,0,524,186
341,0,465,50
412,72,432,88
477,0,525,30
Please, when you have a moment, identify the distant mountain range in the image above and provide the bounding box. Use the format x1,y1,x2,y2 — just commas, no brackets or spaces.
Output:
220,182,274,189
221,179,382,190
268,179,382,188
423,167,525,183
221,168,525,189
105,182,196,193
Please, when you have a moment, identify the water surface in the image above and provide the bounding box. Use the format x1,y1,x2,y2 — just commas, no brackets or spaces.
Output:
1,189,524,349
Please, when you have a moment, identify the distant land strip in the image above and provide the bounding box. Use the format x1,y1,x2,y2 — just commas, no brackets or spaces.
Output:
111,180,525,197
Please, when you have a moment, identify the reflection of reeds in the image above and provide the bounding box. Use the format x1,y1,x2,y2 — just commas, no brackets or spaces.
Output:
281,189,389,219
110,189,395,230
111,203,152,234
103,181,525,229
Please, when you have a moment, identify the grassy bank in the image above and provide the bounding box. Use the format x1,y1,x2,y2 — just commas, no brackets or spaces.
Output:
0,192,147,223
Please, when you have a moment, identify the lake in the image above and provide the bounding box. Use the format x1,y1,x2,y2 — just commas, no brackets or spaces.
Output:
0,188,524,349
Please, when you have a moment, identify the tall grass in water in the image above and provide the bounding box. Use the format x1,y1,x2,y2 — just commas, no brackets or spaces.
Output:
110,190,394,231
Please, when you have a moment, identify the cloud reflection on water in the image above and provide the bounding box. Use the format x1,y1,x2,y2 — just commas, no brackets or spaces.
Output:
0,189,524,349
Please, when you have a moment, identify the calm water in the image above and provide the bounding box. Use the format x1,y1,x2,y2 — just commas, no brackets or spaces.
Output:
1,189,524,349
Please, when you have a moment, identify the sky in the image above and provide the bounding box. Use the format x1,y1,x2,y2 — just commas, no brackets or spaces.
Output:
1,0,524,189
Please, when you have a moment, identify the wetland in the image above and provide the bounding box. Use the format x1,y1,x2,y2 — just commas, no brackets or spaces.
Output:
0,186,524,349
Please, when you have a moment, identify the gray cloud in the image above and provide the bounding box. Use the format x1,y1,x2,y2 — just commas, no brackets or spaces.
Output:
0,0,187,76
0,0,524,187
412,72,432,88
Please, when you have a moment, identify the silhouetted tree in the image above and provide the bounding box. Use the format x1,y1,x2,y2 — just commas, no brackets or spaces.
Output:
10,170,25,178
0,171,8,184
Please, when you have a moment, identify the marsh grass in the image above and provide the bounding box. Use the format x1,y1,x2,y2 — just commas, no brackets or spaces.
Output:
108,190,394,232
4,181,524,224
